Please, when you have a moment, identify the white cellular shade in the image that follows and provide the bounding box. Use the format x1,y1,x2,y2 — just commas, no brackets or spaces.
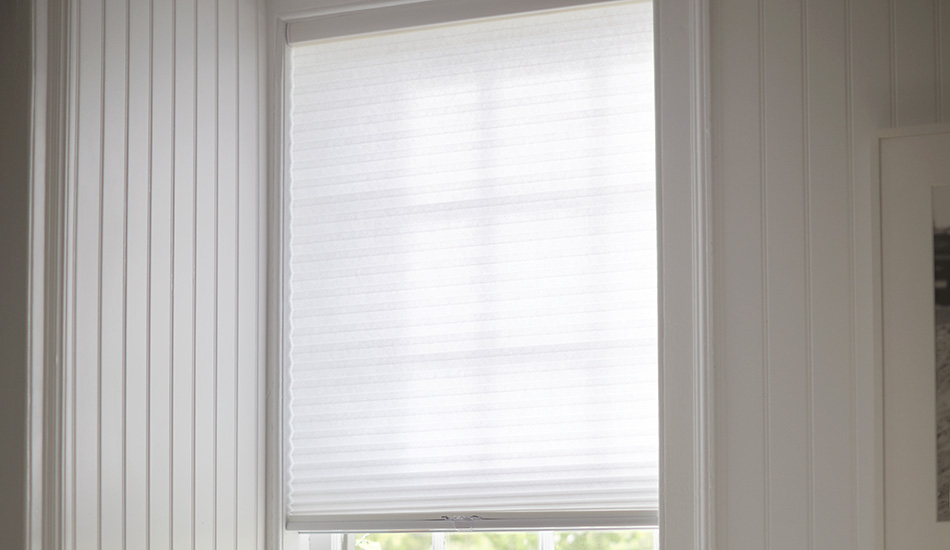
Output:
286,0,657,532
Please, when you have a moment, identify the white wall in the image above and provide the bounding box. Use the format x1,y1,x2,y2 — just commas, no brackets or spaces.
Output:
62,0,266,548
712,0,946,548
56,0,948,548
0,0,34,548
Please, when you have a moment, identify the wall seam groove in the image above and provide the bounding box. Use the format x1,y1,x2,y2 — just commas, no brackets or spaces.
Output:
844,0,858,547
801,0,814,548
889,0,897,125
711,8,725,544
191,0,199,547
122,0,132,545
146,0,154,544
213,0,220,544
937,0,944,121
254,1,262,546
54,0,72,542
170,0,178,545
757,0,771,547
70,0,81,546
234,0,241,545
97,0,106,544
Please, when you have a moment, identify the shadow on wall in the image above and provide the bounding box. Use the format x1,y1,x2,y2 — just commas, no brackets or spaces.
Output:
0,0,33,548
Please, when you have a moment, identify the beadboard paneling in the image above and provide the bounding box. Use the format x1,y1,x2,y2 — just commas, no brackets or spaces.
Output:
62,0,266,548
713,0,945,547
762,0,809,548
805,0,855,547
849,0,893,545
712,0,767,544
893,0,938,125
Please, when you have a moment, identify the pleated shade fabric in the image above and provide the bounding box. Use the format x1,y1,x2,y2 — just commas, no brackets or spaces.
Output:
286,0,657,531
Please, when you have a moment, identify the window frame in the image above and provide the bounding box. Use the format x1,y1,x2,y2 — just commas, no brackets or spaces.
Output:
263,0,714,549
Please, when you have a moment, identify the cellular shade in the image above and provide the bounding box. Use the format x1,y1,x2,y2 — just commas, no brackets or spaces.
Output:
285,0,657,532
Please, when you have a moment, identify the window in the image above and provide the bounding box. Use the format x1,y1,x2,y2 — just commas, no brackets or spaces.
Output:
283,0,657,542
336,530,657,550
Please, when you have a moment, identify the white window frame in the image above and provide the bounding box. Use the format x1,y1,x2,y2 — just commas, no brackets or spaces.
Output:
263,1,715,550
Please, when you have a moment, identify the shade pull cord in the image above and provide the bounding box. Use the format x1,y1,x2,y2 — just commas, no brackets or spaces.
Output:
441,515,484,531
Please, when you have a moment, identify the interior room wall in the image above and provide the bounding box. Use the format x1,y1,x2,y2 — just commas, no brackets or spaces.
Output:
0,0,33,548
50,0,950,548
61,0,266,548
712,0,948,548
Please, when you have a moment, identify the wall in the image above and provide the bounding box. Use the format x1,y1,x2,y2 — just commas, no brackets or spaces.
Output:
56,0,949,548
0,0,33,548
712,0,947,548
62,0,266,548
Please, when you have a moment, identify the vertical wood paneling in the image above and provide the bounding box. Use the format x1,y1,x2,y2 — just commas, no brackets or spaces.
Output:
125,0,152,546
713,0,950,544
193,0,218,546
65,0,80,542
64,0,265,547
237,0,261,547
74,0,103,548
215,0,239,547
762,0,810,548
147,0,174,545
712,0,767,547
941,0,950,121
173,0,198,547
893,0,938,125
805,0,856,547
100,0,129,546
849,0,893,546
256,6,267,549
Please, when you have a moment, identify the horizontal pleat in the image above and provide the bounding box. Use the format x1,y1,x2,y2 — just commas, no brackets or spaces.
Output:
287,0,657,525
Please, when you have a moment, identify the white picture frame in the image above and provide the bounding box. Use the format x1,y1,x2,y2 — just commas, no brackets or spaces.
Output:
878,125,950,547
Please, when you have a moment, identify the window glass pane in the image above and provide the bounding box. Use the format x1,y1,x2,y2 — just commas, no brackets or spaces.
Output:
446,532,539,550
354,533,433,550
553,530,655,550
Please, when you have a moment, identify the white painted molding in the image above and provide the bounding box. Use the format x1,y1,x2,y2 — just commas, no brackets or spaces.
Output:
34,0,268,547
654,0,714,548
869,123,950,550
29,0,72,548
871,138,885,549
285,0,646,45
691,0,715,545
265,10,293,550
